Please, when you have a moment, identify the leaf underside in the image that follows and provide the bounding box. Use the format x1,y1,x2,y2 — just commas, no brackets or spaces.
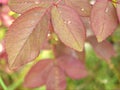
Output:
51,5,86,52
116,0,120,22
5,7,49,69
8,0,54,13
65,0,92,16
87,36,116,61
91,0,118,42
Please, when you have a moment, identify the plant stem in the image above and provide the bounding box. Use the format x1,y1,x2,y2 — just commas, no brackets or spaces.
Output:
107,60,120,83
0,76,8,90
7,78,23,90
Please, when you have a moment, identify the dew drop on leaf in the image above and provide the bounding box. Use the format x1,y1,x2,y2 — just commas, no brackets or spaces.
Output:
89,0,96,5
81,8,85,11
35,1,39,4
68,21,71,24
105,8,109,13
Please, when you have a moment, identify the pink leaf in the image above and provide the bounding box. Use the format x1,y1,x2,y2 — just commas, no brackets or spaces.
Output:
5,7,49,69
91,0,118,42
8,0,53,13
57,55,88,79
116,0,120,22
56,42,78,57
24,60,53,88
65,0,92,16
76,50,86,64
87,36,116,61
51,5,86,52
56,42,85,63
46,66,66,90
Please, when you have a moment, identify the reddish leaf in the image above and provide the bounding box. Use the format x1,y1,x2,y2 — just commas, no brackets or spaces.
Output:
51,5,86,52
46,66,66,90
24,60,53,88
81,17,94,37
76,50,86,64
65,0,92,16
116,0,120,22
56,42,85,63
56,42,77,57
91,0,118,42
5,7,49,69
87,36,116,61
57,55,88,79
8,0,53,13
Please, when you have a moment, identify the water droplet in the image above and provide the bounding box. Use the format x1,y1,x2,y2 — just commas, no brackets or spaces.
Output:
81,8,85,11
35,1,39,4
64,21,71,24
48,33,51,37
90,0,96,5
68,21,71,24
105,8,109,13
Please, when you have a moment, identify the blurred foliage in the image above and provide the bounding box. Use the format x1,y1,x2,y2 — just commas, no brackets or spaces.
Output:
1,24,120,90
112,25,120,43
67,43,120,90
0,27,6,41
1,3,120,90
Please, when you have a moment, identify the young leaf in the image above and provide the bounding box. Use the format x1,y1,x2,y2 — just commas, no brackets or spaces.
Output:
8,0,53,13
116,0,120,22
56,42,85,63
46,66,66,90
5,8,49,69
55,42,77,57
76,50,86,63
64,0,92,16
91,0,118,42
51,5,86,52
24,60,53,88
87,36,116,61
57,55,88,79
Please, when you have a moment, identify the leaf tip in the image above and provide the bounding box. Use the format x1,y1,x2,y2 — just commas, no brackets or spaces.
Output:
75,46,84,52
97,36,103,42
79,47,84,52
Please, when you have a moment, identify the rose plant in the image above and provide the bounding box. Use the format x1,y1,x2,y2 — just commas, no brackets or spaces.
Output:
3,0,120,90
